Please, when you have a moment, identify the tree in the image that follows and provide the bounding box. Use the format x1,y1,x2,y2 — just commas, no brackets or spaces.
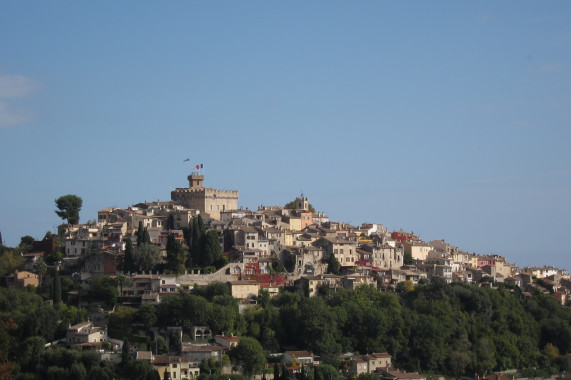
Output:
36,260,48,288
203,230,222,268
52,269,61,304
284,200,316,213
327,253,341,275
190,215,206,267
403,252,414,265
166,234,185,273
89,276,118,305
137,222,145,246
19,235,35,249
0,250,24,276
124,239,136,273
133,243,161,272
115,274,131,297
122,339,131,363
231,336,266,377
55,194,83,225
166,214,175,230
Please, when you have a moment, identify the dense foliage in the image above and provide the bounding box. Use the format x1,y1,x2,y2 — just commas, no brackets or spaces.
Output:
1,276,569,378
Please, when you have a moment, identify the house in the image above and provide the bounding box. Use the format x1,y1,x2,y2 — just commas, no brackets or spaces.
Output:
349,358,369,376
401,241,431,261
228,280,260,300
137,352,200,379
180,343,225,361
294,274,341,297
215,334,240,349
66,321,108,345
376,368,425,380
363,353,392,372
7,270,39,289
82,251,120,276
283,351,319,366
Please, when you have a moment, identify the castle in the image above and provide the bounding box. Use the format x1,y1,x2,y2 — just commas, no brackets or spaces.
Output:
170,173,239,220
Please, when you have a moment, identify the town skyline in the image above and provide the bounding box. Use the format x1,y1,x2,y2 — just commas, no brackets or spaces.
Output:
1,2,570,271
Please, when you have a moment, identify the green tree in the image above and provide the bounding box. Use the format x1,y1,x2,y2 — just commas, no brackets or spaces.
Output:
166,214,175,230
122,339,131,363
327,253,341,275
136,303,158,328
403,252,414,265
124,239,136,273
115,273,131,297
284,200,316,213
0,250,24,276
19,235,35,249
231,337,266,377
55,194,83,225
36,260,48,288
133,243,161,272
52,269,61,304
89,276,118,305
137,222,145,246
166,234,186,273
203,230,222,267
190,215,206,267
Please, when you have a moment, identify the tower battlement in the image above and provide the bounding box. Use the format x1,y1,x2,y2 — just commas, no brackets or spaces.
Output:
171,174,239,220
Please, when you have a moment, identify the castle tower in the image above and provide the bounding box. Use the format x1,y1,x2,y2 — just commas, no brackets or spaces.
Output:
171,173,239,220
188,174,204,188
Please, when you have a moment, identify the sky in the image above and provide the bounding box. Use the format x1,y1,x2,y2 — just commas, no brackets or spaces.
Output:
1,2,570,270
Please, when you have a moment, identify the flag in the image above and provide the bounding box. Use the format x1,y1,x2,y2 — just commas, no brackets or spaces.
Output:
183,158,190,162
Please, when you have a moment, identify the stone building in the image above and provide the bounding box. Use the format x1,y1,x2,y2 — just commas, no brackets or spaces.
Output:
171,173,239,220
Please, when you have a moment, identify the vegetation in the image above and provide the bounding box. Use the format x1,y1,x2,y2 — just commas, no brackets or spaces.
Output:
0,252,569,379
284,200,316,213
55,194,83,225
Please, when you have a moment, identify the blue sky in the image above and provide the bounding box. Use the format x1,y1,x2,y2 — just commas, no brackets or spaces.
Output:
1,2,570,270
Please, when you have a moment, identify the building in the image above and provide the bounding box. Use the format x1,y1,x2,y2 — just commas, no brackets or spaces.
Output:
228,280,260,300
171,173,239,220
7,270,39,289
66,321,108,345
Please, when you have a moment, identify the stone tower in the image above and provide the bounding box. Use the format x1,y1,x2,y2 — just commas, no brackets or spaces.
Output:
171,173,239,220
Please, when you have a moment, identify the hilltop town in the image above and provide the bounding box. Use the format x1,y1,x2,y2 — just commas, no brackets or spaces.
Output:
1,173,570,379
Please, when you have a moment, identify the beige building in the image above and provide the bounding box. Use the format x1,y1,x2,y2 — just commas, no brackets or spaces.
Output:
402,241,432,261
8,271,39,289
228,280,260,300
171,173,239,221
66,321,108,345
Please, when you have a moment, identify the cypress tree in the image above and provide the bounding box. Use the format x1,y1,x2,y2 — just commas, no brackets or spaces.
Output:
280,363,289,380
53,270,61,304
166,214,175,230
190,217,202,266
137,222,145,246
124,239,136,273
122,339,131,363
